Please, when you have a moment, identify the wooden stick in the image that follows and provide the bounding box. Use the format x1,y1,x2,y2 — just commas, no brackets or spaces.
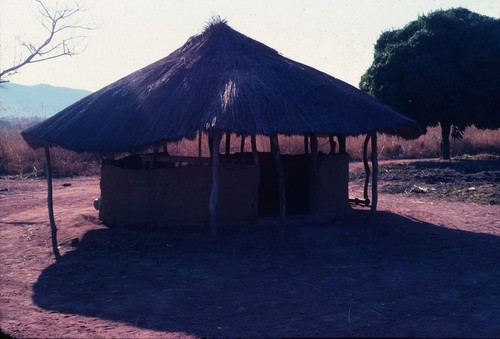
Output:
371,132,378,214
329,136,336,155
363,134,371,202
225,132,231,155
150,145,159,169
240,135,246,153
271,135,286,229
209,131,222,239
251,135,259,165
338,136,346,153
310,134,318,170
304,135,309,154
208,135,213,158
198,130,202,157
44,146,61,260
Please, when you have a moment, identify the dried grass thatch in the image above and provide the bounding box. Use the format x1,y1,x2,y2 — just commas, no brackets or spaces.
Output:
22,20,421,153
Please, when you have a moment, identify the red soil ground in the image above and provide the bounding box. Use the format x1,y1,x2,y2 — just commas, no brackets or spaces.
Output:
0,158,499,338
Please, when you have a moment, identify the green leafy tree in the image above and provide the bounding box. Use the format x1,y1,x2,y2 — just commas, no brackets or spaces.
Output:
360,8,499,159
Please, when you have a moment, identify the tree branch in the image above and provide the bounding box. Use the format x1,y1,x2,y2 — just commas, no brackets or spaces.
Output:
0,0,93,82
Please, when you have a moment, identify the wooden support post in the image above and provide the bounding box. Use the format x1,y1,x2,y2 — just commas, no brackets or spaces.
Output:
271,135,286,229
240,135,246,153
150,145,160,169
209,131,222,239
371,132,378,214
198,131,202,157
269,137,275,153
329,136,337,155
363,134,371,203
225,132,231,155
304,135,309,154
44,146,61,260
208,135,213,158
163,143,169,156
310,134,319,169
338,136,346,154
251,135,259,165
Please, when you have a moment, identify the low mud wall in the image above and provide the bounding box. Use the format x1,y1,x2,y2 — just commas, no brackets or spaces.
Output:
99,163,260,228
308,153,351,220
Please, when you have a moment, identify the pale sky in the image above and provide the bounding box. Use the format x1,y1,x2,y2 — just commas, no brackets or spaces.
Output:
1,0,499,92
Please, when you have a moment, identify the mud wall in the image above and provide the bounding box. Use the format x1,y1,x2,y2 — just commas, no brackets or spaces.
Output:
99,163,260,228
308,153,351,220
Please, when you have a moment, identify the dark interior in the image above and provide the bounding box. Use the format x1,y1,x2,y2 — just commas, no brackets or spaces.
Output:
257,153,310,217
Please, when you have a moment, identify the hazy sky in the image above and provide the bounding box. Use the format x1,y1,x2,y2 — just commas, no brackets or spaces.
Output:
1,0,498,92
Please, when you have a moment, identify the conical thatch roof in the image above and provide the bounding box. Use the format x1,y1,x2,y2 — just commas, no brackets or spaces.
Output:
22,20,421,153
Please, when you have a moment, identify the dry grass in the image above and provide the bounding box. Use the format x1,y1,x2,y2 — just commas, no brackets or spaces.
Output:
0,123,99,177
195,126,498,161
1,121,498,177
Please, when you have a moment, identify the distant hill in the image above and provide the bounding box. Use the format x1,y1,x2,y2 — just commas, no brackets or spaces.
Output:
0,83,91,119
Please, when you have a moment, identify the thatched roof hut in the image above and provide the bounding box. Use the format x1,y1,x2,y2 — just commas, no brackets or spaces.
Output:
22,19,421,258
22,20,420,152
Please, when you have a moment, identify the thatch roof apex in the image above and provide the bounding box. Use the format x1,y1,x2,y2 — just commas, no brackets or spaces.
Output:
22,20,421,153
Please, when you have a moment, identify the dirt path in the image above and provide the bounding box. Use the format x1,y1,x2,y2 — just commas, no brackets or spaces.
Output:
0,167,499,338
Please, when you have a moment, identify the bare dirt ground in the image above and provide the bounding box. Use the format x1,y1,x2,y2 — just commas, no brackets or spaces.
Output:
0,157,499,338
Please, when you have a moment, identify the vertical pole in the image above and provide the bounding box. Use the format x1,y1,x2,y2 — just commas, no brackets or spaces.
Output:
304,135,309,154
310,135,318,169
163,143,169,156
271,135,286,229
240,135,246,153
309,135,319,216
198,131,202,158
269,137,275,153
44,146,61,260
225,132,231,155
329,136,336,155
208,135,213,158
209,131,222,239
338,136,346,154
363,134,371,204
371,132,378,214
251,135,259,165
150,145,159,169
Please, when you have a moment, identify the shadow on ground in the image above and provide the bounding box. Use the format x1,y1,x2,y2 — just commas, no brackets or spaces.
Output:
33,211,500,337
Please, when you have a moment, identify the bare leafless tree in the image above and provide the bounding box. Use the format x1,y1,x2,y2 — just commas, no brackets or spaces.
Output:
0,0,93,84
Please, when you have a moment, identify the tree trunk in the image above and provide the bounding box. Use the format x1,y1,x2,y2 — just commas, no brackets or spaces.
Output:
440,122,451,160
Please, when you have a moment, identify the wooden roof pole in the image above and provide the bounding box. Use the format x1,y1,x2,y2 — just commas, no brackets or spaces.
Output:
209,131,222,239
329,136,337,155
225,132,231,155
304,135,309,154
198,130,202,157
240,135,246,153
338,136,346,154
310,134,318,168
251,135,258,165
44,146,61,259
363,134,371,204
271,135,286,230
149,145,160,169
370,132,378,214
